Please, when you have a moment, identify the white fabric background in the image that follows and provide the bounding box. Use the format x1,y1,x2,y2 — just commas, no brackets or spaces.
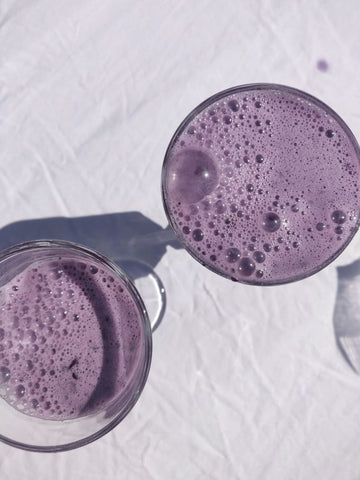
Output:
1,0,360,478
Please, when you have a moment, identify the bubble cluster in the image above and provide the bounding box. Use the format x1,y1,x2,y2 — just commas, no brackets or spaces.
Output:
164,86,360,283
0,258,144,420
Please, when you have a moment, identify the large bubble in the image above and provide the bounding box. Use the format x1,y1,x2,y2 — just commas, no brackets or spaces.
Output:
167,149,219,204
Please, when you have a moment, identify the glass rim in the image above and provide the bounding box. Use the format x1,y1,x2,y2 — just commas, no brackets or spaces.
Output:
161,83,360,286
0,239,152,452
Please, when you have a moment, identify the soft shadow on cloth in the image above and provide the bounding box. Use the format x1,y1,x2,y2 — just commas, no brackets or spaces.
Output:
333,259,360,373
0,211,181,280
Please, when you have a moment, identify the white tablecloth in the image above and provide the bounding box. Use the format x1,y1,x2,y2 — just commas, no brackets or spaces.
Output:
1,1,360,478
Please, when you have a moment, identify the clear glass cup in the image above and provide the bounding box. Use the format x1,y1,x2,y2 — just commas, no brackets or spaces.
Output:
162,84,360,285
0,240,152,452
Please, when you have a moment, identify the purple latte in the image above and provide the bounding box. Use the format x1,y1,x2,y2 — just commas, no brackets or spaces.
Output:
0,256,146,420
162,85,360,284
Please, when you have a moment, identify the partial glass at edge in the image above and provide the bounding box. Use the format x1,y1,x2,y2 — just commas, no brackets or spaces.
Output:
162,84,360,285
0,240,152,452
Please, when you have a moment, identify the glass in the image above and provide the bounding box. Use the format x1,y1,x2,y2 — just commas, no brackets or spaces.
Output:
0,240,152,452
162,84,360,285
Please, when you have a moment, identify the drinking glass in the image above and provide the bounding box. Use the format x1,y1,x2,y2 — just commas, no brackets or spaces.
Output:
0,240,152,452
162,84,360,285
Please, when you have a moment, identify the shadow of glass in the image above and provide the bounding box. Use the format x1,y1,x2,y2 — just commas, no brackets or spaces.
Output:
0,211,181,278
0,211,182,330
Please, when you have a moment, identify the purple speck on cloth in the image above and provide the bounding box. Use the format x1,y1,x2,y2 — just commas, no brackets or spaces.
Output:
317,59,329,72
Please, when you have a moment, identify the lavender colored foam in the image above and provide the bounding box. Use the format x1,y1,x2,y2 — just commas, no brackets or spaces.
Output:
0,256,146,420
162,85,360,284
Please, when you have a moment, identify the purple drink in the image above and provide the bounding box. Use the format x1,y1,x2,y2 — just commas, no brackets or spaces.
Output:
0,242,151,429
162,84,360,285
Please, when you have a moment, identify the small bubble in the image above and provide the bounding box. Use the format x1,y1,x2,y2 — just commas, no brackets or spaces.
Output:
192,229,204,242
187,126,196,135
326,129,335,138
316,222,326,231
89,266,98,274
254,101,262,108
256,154,264,163
253,251,266,263
224,167,233,178
256,270,264,279
335,226,344,234
223,115,232,124
0,366,10,383
182,226,191,235
50,269,63,280
331,210,346,224
215,200,227,214
246,184,254,193
26,330,37,343
291,204,299,213
262,212,281,232
228,100,240,112
292,242,299,248
225,248,241,263
238,257,255,277
12,285,19,292
201,199,212,211
16,384,25,398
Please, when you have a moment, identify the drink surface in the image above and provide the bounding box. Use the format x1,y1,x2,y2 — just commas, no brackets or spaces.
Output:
163,85,360,284
0,257,145,420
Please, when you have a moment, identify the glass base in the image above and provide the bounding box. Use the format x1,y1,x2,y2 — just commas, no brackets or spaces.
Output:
117,259,166,332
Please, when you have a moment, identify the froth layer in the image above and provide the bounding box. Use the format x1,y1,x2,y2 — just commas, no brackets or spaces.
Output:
163,86,360,284
0,258,144,420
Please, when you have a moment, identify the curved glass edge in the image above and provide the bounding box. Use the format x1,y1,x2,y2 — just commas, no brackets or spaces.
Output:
161,83,360,286
0,239,152,452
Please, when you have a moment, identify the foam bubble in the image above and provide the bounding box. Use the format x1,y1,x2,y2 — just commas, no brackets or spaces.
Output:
262,212,281,232
253,251,266,263
238,257,256,276
225,248,241,263
193,229,204,241
331,210,346,224
0,366,10,383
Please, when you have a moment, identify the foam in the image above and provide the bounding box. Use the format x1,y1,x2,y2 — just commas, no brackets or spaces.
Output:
0,258,144,420
164,87,360,284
